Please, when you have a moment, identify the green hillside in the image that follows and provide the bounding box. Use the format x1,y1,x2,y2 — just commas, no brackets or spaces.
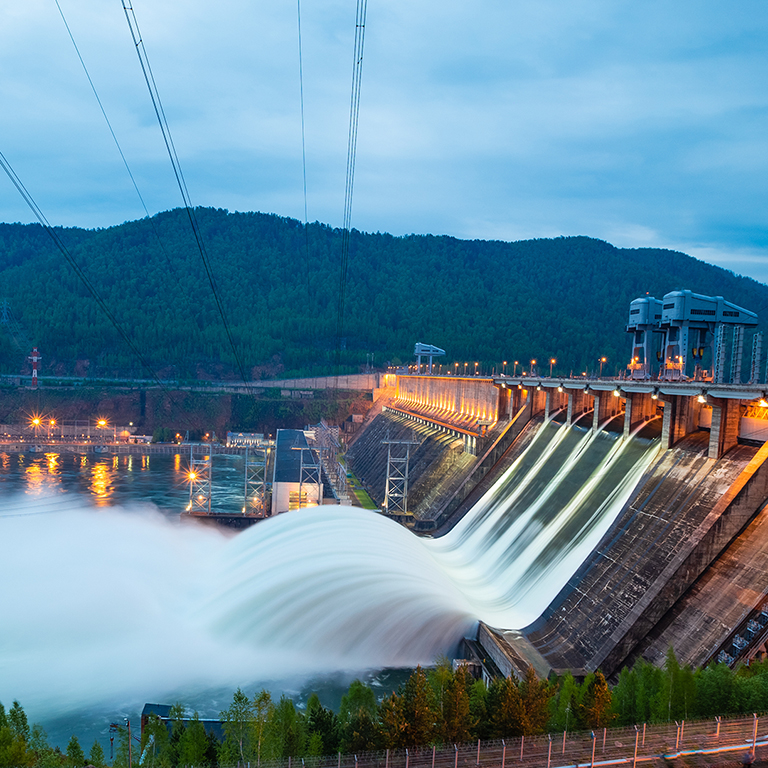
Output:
0,207,765,380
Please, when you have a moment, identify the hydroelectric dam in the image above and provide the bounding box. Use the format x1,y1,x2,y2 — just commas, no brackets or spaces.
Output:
346,359,768,682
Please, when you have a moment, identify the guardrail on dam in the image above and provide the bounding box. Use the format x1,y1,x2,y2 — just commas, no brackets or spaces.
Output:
348,373,768,679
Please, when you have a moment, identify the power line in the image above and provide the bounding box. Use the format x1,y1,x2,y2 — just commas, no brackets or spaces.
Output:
53,0,176,276
0,150,203,431
120,0,253,391
335,0,369,375
297,0,312,303
0,150,166,391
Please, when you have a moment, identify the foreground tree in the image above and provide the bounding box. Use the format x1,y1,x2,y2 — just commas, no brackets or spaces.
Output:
220,688,255,766
580,672,614,729
66,735,85,768
179,713,210,768
490,677,525,738
443,666,474,744
402,667,439,746
88,739,106,768
519,666,554,735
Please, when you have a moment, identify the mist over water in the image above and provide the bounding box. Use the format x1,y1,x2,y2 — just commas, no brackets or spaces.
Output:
0,422,660,723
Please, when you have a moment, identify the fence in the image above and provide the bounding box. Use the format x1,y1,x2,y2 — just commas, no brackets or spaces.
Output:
224,715,767,768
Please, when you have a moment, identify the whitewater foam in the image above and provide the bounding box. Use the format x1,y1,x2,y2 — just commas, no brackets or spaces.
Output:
0,423,660,716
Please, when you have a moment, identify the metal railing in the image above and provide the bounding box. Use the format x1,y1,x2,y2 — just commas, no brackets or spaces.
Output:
215,715,767,768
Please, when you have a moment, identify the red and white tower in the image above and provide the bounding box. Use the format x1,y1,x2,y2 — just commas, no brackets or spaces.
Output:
28,347,41,389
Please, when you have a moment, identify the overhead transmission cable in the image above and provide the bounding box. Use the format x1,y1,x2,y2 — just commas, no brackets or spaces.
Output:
297,0,312,303
53,0,176,277
0,151,168,392
120,0,252,391
335,0,369,375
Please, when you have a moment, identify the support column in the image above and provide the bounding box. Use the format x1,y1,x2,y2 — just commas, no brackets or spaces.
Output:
593,392,621,431
497,386,511,419
660,394,702,450
660,396,675,450
529,387,546,415
544,389,567,420
567,390,590,427
707,396,741,459
623,392,657,438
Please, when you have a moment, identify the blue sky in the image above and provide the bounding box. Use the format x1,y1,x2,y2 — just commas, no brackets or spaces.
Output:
0,0,766,281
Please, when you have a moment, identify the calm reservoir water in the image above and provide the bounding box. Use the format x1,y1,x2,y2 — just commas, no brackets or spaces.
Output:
0,448,247,514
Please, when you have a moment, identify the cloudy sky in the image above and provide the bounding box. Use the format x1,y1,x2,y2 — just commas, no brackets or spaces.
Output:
0,1,766,280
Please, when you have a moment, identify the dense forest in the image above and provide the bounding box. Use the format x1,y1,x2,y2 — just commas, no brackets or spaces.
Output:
6,651,768,767
0,208,766,380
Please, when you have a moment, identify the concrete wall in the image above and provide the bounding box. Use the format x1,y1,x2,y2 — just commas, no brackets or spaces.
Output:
396,376,501,423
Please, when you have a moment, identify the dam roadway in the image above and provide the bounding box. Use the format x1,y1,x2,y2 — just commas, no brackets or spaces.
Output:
347,372,768,679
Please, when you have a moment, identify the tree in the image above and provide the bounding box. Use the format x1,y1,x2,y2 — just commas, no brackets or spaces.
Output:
489,677,524,738
179,713,210,768
252,690,274,767
519,666,553,735
0,725,33,768
306,694,339,756
89,740,107,768
167,703,187,768
694,663,735,718
341,709,383,754
339,681,377,726
220,688,254,766
379,693,406,749
549,672,579,732
580,671,614,729
66,735,85,768
402,667,439,746
112,727,133,768
8,701,29,743
443,666,474,744
611,666,638,727
140,714,170,768
264,697,304,760
428,656,454,737
468,680,490,740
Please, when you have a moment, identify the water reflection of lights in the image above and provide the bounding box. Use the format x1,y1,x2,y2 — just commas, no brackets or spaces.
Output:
89,462,114,505
24,462,44,494
46,453,60,475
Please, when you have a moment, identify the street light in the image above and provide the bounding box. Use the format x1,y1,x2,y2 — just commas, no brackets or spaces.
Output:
503,360,507,375
550,358,556,377
513,360,519,376
530,359,537,376
474,362,479,376
464,362,468,375
599,357,607,377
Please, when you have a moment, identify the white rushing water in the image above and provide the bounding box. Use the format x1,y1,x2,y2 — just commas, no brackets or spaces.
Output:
0,422,660,716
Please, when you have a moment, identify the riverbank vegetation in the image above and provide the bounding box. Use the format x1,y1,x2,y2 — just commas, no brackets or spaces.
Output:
6,650,768,767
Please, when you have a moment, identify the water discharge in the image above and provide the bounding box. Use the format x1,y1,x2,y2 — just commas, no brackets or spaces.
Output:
0,421,660,718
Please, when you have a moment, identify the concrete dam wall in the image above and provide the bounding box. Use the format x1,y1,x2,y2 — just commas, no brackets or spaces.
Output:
348,374,768,677
521,432,768,677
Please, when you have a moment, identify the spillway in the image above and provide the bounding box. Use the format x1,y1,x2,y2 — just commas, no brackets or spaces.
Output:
0,420,660,715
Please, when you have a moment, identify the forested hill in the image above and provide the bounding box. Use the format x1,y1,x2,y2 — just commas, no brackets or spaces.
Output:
0,207,765,380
